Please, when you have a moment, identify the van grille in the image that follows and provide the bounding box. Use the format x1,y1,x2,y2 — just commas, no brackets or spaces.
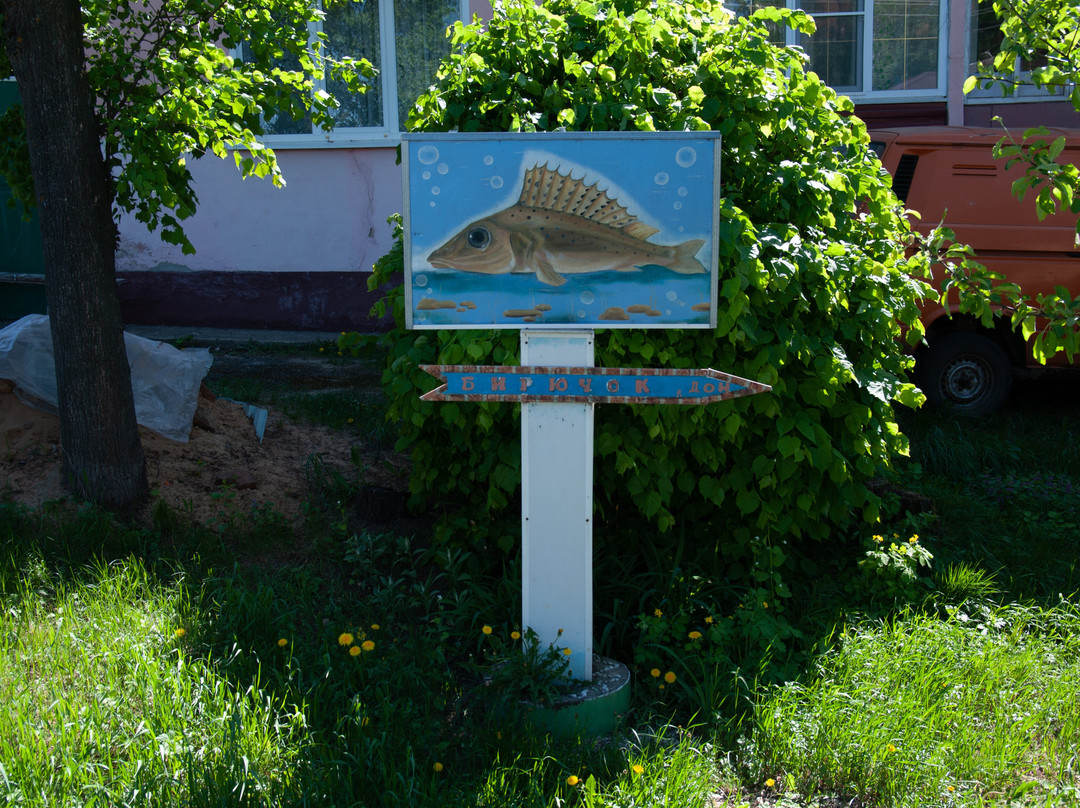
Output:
892,154,919,203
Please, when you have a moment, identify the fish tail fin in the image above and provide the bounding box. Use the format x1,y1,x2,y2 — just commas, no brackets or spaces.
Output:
670,240,707,274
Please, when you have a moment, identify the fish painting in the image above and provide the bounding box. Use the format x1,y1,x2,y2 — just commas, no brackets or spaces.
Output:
426,163,707,287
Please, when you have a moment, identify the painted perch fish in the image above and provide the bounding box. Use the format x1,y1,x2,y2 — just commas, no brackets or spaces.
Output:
426,163,707,287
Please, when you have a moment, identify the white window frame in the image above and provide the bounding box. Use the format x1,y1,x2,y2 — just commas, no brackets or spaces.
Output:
763,0,948,103
247,0,468,148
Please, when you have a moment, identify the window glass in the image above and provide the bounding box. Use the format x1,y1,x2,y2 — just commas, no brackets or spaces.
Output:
325,0,384,128
799,13,863,91
872,0,939,90
394,0,459,128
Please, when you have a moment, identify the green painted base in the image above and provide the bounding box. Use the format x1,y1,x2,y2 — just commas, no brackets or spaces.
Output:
525,656,631,739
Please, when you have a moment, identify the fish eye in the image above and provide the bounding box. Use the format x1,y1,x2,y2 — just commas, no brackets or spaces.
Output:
467,227,491,250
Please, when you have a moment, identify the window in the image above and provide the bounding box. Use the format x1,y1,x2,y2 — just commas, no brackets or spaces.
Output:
246,0,465,144
731,0,946,98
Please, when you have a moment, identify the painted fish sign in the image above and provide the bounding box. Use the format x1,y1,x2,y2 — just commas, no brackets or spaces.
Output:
402,134,769,688
403,132,721,329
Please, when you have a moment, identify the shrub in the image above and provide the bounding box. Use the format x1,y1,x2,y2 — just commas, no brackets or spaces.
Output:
355,0,926,622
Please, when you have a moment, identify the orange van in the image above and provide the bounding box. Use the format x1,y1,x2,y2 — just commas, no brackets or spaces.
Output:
868,126,1080,414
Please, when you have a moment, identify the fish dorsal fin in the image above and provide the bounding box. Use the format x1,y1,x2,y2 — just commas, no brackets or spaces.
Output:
518,163,655,239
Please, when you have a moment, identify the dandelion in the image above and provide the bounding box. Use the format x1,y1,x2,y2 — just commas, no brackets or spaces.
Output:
349,646,361,657
887,743,897,753
873,534,884,543
511,630,521,640
277,638,288,647
566,775,579,786
765,778,775,788
664,671,676,684
338,632,354,646
705,616,714,624
653,608,663,618
650,668,661,678
563,648,572,656
482,625,493,635
371,624,380,630
688,631,702,640
632,764,644,775
433,762,444,773
763,602,769,609
362,640,375,652
174,628,186,638
947,785,955,792
909,535,918,543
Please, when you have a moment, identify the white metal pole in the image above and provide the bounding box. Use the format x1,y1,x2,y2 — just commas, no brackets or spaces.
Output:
520,329,595,681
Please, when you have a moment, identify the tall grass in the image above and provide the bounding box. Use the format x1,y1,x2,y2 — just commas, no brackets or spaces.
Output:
0,557,305,807
746,600,1080,807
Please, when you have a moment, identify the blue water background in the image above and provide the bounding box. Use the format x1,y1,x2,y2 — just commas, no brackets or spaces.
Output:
412,266,711,328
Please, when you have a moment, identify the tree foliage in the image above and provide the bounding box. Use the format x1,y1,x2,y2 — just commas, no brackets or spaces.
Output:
358,0,933,602
0,0,372,252
959,0,1080,360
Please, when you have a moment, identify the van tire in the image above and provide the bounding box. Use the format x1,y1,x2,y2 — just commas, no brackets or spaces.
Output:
917,332,1012,415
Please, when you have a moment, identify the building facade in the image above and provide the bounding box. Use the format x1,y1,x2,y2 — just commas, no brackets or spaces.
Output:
3,0,1078,329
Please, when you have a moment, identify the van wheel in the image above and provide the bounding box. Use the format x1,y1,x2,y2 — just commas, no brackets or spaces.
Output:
917,332,1012,415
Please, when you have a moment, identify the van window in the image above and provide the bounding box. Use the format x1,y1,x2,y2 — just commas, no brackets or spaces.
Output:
892,154,920,203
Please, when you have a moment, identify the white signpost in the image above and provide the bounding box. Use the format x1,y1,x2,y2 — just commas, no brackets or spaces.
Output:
403,133,769,694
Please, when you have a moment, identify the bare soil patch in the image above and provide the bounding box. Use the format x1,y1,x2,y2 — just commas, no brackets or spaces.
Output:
0,377,408,528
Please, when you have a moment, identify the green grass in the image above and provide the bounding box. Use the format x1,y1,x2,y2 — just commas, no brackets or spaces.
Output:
3,365,1080,806
0,557,305,807
745,601,1080,807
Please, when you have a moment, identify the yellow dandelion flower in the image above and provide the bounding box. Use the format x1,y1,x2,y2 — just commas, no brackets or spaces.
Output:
349,645,361,656
688,631,702,640
511,630,521,640
632,764,644,775
277,638,288,647
650,668,661,678
763,602,769,609
766,778,775,788
566,775,579,786
658,684,665,690
653,608,663,618
433,762,444,772
563,648,572,656
664,671,676,684
362,640,375,652
887,743,897,753
947,785,955,792
338,632,354,646
371,624,380,630
873,534,884,543
174,628,186,638
482,625,493,635
705,616,714,624
909,535,918,543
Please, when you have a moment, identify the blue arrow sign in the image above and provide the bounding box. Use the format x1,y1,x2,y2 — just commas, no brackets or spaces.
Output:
420,365,770,405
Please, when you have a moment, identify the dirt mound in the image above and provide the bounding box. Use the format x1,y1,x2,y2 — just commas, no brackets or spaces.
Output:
0,378,406,527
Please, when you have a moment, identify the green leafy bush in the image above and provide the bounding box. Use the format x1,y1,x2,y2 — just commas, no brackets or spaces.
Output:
357,0,927,609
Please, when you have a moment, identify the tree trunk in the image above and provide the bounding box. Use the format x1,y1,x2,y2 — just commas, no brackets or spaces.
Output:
2,0,148,508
